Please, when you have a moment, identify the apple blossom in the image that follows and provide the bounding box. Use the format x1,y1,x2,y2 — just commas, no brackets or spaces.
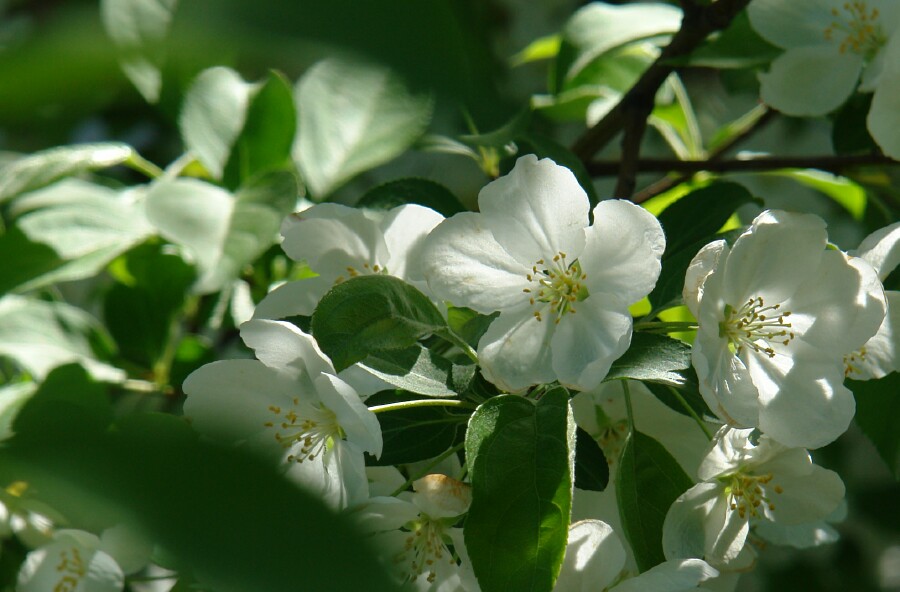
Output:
17,529,125,592
353,474,478,591
183,319,382,509
662,427,845,566
845,221,900,379
419,154,664,392
747,0,900,157
254,202,444,320
685,209,885,448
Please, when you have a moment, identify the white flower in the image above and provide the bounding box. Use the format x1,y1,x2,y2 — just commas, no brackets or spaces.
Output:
662,427,845,567
747,0,900,158
555,520,718,592
254,202,445,320
353,474,478,591
685,210,886,448
183,319,382,509
845,221,900,379
17,529,125,592
419,155,665,392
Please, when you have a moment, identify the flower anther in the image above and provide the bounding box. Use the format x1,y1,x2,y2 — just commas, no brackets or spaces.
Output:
719,297,794,358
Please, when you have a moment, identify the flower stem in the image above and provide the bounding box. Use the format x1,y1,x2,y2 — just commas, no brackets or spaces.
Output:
124,153,164,179
633,321,698,333
369,399,477,414
389,441,467,497
667,386,713,440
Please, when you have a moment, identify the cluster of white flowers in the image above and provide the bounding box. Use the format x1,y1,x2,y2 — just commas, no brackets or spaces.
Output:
176,155,897,591
748,0,900,157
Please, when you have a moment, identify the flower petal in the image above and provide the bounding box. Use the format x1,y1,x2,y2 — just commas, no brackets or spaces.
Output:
759,45,862,116
581,199,665,306
747,0,846,49
477,305,556,392
868,37,900,159
753,519,840,548
420,212,530,314
380,204,445,282
683,240,728,318
240,319,335,379
613,558,718,592
853,221,900,280
663,482,749,565
849,291,900,379
253,276,335,319
551,297,632,391
554,520,626,592
764,464,845,524
693,330,761,428
478,155,589,265
18,530,124,592
722,210,827,306
314,373,382,457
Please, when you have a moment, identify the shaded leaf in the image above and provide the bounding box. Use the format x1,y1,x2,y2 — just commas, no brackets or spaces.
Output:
357,178,465,217
616,430,693,572
465,387,574,592
359,345,458,397
849,373,900,479
605,333,692,386
574,426,609,492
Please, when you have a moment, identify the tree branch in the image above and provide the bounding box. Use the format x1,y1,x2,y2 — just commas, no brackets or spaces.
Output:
570,0,752,165
587,153,899,177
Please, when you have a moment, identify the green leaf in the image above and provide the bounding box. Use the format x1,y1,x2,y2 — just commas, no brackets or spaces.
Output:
0,412,399,592
104,243,196,370
616,430,693,572
605,333,692,386
643,369,713,421
180,66,257,179
574,426,609,492
311,275,448,372
673,11,780,69
293,57,433,198
650,182,759,309
357,178,466,217
145,172,297,293
0,143,135,204
100,0,178,102
223,71,297,188
555,2,681,90
465,387,575,592
359,345,458,397
446,307,499,350
773,169,867,221
0,381,37,441
0,295,122,382
365,391,466,466
12,364,113,441
849,373,900,479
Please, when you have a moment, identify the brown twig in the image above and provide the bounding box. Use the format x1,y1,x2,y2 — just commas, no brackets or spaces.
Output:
570,0,752,195
587,153,899,177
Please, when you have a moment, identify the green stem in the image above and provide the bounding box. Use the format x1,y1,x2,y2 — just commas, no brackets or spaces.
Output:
389,441,467,497
622,381,635,434
369,399,477,414
667,386,713,440
438,329,479,364
124,154,164,179
633,321,698,333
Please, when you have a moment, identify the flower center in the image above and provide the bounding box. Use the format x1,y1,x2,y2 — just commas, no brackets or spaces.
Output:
263,398,340,463
334,262,386,285
722,471,784,519
824,1,886,59
719,297,794,358
843,346,868,377
523,252,589,323
394,518,456,584
55,546,87,592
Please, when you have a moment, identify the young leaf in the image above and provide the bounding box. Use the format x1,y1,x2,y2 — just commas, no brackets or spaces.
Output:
849,374,900,479
0,295,122,382
446,307,499,350
465,387,575,592
293,57,432,198
616,430,693,572
0,143,135,204
103,243,196,370
574,426,609,492
311,275,448,372
145,172,297,293
365,391,466,466
650,182,758,309
180,66,257,179
605,333,692,386
357,178,466,217
100,0,178,102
